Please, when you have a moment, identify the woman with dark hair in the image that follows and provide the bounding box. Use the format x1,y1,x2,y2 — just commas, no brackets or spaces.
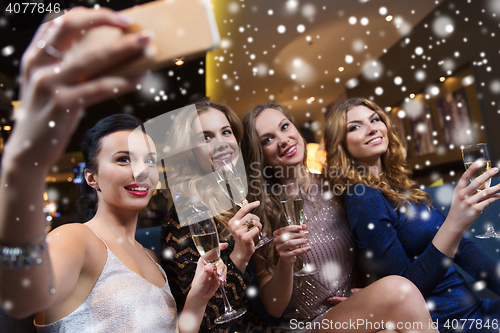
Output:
78,114,146,219
161,98,279,332
324,97,500,332
0,8,224,333
241,101,440,333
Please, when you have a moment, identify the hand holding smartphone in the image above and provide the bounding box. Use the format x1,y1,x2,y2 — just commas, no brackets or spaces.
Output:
70,0,220,76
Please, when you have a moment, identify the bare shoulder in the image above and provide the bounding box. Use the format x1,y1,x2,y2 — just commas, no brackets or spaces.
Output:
47,223,100,254
48,223,92,241
144,247,160,264
46,223,107,284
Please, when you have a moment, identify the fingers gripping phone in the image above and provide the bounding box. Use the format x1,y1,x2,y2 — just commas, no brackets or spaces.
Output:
72,0,220,76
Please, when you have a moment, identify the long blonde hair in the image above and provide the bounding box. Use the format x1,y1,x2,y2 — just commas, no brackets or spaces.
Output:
241,101,309,273
324,97,431,208
163,98,243,235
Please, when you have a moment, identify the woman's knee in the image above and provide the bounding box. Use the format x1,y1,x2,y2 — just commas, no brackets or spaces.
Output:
375,276,423,306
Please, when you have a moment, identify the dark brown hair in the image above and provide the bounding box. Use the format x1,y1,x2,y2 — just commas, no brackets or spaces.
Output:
324,97,431,208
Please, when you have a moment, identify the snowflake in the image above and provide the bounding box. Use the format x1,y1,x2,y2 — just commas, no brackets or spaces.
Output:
2,45,14,57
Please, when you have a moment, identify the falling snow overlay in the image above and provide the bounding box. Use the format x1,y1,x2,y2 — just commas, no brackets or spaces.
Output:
2,0,500,331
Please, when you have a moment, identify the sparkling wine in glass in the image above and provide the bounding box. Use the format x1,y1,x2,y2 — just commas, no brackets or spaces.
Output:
187,211,247,324
462,143,499,239
214,159,274,249
281,183,316,276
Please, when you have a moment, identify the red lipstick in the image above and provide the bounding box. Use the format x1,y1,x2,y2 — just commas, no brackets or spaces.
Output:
124,183,150,197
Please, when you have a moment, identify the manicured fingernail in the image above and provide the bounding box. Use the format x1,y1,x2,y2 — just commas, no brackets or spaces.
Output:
136,33,150,46
296,226,302,230
116,14,133,25
493,167,499,174
304,231,310,235
141,29,155,39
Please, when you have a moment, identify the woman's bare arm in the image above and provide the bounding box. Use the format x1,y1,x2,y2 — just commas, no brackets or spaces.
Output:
0,7,149,317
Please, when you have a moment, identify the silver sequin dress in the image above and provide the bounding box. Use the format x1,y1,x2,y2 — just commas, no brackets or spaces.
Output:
281,183,356,332
35,237,178,333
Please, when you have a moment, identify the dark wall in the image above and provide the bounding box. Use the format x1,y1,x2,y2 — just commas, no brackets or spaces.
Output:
0,0,206,153
348,0,500,163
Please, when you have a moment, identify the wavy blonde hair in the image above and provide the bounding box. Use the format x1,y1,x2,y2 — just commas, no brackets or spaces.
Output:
163,98,243,236
324,98,431,208
241,101,310,273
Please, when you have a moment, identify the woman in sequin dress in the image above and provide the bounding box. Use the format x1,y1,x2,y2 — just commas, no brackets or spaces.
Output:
0,8,224,333
324,97,500,333
241,101,439,333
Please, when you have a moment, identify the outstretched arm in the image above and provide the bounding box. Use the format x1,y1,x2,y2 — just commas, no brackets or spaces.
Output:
433,163,500,256
0,7,149,318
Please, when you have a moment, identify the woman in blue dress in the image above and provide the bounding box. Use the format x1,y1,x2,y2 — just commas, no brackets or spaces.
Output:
324,97,500,333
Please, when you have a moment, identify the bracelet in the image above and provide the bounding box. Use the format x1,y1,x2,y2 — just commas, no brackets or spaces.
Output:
0,237,47,270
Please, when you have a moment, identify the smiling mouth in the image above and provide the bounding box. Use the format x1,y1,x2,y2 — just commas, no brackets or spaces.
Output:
213,152,233,161
125,186,149,192
282,145,297,157
124,184,150,197
366,137,382,145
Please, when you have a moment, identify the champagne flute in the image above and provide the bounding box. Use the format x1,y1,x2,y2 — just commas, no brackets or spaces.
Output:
462,143,500,239
280,182,317,276
213,159,274,249
187,211,247,324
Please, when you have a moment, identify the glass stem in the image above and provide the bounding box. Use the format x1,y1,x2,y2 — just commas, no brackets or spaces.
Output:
485,206,492,224
217,280,234,313
254,233,263,243
485,206,496,233
302,252,309,268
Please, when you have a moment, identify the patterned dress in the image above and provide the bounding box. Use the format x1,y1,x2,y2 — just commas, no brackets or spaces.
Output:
280,182,356,332
161,200,280,333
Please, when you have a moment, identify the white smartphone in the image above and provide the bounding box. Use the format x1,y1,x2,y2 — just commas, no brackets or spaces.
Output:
71,0,220,76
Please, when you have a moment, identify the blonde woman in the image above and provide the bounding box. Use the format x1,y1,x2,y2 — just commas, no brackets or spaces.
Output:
161,99,278,332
